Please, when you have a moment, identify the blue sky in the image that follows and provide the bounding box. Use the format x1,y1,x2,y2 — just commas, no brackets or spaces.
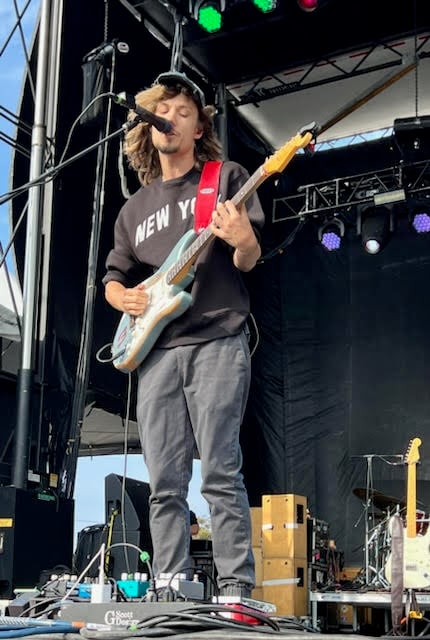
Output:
0,4,34,266
74,456,208,541
0,2,209,547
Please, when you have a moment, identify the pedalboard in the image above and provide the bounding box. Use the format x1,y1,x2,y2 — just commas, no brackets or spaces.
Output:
58,601,204,627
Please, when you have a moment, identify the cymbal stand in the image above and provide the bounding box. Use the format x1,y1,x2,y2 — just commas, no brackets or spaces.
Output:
360,455,379,585
366,511,391,588
353,452,403,587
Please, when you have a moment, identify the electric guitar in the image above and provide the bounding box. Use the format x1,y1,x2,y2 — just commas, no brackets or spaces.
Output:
384,437,430,588
110,123,318,373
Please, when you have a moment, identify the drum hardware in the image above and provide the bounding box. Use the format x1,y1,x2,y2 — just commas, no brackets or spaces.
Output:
351,453,405,586
365,513,392,588
353,487,406,512
352,453,429,588
353,488,426,514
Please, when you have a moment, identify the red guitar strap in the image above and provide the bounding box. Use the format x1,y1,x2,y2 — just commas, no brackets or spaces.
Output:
194,161,223,232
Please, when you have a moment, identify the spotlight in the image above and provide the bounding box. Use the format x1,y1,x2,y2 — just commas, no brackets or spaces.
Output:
297,0,319,11
358,206,392,254
318,218,345,252
192,0,225,32
252,0,277,12
411,207,430,234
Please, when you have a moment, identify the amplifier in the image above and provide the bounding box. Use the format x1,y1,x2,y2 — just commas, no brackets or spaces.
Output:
307,518,330,565
0,487,74,598
190,539,216,599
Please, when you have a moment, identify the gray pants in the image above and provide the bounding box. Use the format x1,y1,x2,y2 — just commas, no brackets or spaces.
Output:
136,333,255,592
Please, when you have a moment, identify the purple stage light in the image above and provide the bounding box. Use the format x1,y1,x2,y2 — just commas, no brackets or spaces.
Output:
321,230,341,251
412,212,430,233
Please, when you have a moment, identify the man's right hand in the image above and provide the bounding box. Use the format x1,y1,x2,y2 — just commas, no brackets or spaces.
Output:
105,281,149,316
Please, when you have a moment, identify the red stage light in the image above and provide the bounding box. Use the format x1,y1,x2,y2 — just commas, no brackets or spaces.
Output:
297,0,318,11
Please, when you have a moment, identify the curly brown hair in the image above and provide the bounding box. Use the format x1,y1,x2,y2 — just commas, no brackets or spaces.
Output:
123,83,224,186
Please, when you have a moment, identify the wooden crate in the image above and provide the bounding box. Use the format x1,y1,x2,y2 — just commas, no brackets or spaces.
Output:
253,546,263,586
250,506,262,548
262,556,308,617
251,586,264,601
261,494,307,558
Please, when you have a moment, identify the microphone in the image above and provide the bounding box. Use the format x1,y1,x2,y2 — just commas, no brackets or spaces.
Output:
86,40,130,62
112,92,173,133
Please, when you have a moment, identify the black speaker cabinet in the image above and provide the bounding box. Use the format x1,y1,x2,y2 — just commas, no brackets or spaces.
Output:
0,487,74,598
73,523,108,577
104,474,152,579
394,116,430,159
191,539,216,599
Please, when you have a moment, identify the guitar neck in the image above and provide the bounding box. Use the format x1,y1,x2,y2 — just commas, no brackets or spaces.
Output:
407,463,417,538
166,126,316,285
166,165,267,284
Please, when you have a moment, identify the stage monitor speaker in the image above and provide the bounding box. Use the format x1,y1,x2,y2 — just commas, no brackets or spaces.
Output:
0,487,74,598
393,116,430,159
190,539,216,599
104,474,152,579
73,523,108,577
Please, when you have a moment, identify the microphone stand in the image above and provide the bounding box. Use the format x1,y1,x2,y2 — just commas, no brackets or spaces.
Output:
0,125,129,209
350,454,376,585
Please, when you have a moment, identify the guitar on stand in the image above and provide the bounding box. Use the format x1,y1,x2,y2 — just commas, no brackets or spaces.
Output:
384,437,430,588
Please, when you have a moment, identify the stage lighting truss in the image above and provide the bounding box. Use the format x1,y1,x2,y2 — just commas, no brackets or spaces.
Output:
318,217,345,251
271,157,430,254
272,158,430,222
356,205,394,255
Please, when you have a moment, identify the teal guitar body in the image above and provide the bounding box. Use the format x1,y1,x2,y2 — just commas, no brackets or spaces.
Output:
111,230,198,372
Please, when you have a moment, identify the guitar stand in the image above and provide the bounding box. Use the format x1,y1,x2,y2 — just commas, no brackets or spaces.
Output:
405,588,428,636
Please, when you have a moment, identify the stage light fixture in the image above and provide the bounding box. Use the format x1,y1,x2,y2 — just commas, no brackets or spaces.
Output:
318,218,345,252
252,0,277,13
192,0,225,32
411,208,430,234
358,206,392,255
297,0,318,12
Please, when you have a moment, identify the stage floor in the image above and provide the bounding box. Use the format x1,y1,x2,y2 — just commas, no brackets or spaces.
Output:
310,589,430,632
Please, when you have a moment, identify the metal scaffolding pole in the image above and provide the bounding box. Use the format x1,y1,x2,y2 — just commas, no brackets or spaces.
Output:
12,0,53,488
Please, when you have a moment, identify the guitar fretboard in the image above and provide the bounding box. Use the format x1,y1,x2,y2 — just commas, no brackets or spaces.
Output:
165,126,316,285
405,436,422,539
166,165,267,285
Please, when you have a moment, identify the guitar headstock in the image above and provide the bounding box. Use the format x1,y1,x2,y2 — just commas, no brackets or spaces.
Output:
263,122,319,176
405,437,422,465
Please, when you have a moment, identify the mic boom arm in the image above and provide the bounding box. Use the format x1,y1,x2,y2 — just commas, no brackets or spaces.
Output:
111,92,172,134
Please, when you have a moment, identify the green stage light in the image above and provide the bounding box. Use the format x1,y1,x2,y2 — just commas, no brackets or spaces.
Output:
252,0,277,13
197,3,222,32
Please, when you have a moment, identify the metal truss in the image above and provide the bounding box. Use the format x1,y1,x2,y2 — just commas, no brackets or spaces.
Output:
272,157,430,223
230,34,430,107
